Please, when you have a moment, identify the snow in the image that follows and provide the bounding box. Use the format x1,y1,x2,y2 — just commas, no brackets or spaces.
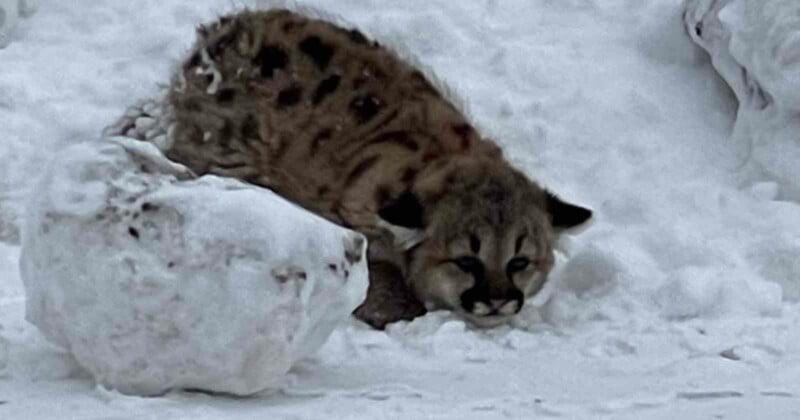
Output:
0,0,799,418
0,0,37,48
19,137,368,396
686,0,800,200
104,88,175,151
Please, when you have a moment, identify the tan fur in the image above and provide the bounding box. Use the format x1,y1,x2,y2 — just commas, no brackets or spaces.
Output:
166,9,591,329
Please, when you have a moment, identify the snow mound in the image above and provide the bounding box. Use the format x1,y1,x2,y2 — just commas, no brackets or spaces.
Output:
19,137,368,396
654,266,782,319
685,0,800,199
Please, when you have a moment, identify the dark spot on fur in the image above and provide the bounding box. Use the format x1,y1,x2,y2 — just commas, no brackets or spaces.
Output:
422,152,441,163
128,227,140,240
241,115,259,139
218,16,232,26
367,131,418,151
328,263,338,271
366,110,400,135
277,85,303,108
298,271,307,280
376,186,391,205
282,21,295,32
311,128,332,155
214,161,248,170
208,29,238,58
345,155,380,186
312,74,341,104
219,121,234,142
187,51,201,68
444,171,457,186
695,21,703,37
168,261,175,268
299,36,334,71
350,95,382,123
469,234,481,254
141,202,158,212
216,88,236,103
401,168,418,184
452,123,473,149
348,29,369,45
378,191,425,229
253,45,288,78
353,77,368,90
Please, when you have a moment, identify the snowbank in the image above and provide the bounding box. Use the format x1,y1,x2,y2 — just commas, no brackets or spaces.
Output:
19,136,368,396
685,0,800,199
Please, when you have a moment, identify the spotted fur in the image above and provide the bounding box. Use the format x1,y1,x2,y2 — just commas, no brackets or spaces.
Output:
167,9,592,329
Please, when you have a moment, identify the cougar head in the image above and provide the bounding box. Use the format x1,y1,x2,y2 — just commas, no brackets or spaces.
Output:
379,156,592,327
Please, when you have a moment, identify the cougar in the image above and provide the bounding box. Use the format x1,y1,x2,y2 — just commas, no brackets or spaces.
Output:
113,8,593,329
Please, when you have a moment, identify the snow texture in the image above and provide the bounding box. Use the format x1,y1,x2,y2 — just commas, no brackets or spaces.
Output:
1,0,800,418
19,137,368,396
103,88,175,152
0,0,37,48
685,0,800,200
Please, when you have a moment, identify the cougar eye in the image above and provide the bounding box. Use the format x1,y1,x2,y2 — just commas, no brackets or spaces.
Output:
452,256,482,272
506,257,530,273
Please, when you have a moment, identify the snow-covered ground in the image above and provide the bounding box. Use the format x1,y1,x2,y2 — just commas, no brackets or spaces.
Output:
1,0,800,418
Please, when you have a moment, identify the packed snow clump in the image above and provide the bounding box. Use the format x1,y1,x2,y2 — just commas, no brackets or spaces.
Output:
685,0,800,199
103,87,175,152
0,0,37,48
19,137,368,396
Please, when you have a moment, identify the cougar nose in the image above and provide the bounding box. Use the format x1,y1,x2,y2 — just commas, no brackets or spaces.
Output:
490,299,520,315
461,288,524,316
495,288,525,315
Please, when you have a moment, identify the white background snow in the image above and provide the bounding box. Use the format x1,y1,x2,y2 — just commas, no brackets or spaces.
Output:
1,0,800,418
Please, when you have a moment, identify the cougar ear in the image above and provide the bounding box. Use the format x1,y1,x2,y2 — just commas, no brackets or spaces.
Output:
378,191,425,229
545,191,593,230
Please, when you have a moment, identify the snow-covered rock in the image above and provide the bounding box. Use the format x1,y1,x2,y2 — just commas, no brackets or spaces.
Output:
0,0,37,48
685,0,800,199
19,137,368,396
